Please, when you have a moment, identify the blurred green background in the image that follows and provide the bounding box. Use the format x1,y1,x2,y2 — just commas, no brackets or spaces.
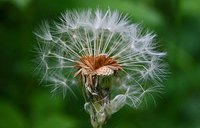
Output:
0,0,200,128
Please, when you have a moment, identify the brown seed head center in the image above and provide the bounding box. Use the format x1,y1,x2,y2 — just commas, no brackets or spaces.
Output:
74,54,121,78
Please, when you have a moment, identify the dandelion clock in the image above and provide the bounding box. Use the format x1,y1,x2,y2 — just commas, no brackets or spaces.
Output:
34,9,167,128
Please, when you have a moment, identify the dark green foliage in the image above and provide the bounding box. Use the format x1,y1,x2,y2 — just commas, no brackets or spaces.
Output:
0,0,200,127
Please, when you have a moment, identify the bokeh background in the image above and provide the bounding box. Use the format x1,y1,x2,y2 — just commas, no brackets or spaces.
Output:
0,0,200,128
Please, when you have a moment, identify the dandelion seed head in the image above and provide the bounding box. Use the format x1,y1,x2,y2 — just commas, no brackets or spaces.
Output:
34,9,167,115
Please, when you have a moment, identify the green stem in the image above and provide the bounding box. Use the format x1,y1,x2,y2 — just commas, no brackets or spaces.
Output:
82,75,110,128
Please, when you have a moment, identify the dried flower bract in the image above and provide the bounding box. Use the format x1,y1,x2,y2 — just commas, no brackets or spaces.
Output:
74,54,121,85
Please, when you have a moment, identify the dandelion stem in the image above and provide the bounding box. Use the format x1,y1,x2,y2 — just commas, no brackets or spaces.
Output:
82,75,110,128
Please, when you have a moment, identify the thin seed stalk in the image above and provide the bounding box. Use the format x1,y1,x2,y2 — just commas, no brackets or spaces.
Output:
82,75,111,128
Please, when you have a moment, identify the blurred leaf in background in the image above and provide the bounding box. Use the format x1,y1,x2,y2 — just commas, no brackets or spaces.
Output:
0,0,200,128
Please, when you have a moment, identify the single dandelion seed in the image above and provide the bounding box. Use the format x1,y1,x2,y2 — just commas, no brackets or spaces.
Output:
34,9,167,128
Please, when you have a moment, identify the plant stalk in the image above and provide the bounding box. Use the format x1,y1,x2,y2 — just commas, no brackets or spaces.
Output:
82,75,110,128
